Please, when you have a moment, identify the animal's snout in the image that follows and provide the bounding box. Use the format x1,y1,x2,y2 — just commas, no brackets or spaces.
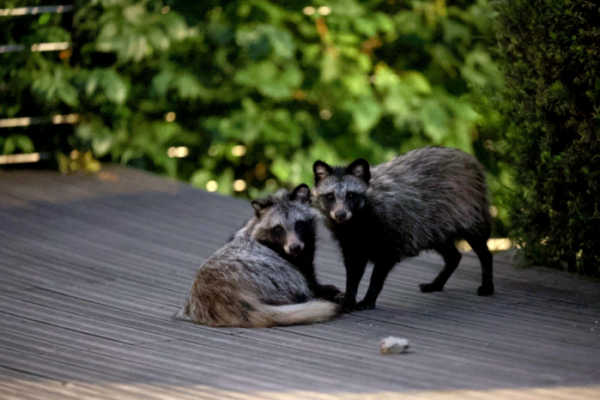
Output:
287,243,304,256
334,210,347,222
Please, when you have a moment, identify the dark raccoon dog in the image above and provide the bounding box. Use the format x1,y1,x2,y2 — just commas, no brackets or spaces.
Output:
312,147,494,313
174,184,339,328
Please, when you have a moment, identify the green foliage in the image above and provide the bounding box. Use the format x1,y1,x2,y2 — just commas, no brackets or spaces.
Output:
495,0,600,276
2,0,507,232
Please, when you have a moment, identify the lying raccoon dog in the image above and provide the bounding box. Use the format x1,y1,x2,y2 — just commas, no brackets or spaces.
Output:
312,147,494,313
174,184,339,328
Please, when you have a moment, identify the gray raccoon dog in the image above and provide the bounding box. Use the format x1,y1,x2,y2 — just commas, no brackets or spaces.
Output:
312,147,494,313
174,184,339,328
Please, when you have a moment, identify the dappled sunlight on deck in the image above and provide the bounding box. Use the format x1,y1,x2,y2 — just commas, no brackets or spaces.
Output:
1,379,600,400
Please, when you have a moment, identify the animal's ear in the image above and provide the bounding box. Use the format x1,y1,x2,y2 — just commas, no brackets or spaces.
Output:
345,158,371,184
290,184,311,204
313,160,333,185
250,198,273,218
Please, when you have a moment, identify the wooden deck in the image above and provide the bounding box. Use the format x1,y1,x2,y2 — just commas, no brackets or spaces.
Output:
0,166,599,400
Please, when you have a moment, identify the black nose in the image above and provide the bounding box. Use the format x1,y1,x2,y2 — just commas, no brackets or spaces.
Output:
289,244,302,255
335,210,347,222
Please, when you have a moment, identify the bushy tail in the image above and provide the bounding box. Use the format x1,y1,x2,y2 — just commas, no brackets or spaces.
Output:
173,295,338,328
254,300,338,328
172,299,192,321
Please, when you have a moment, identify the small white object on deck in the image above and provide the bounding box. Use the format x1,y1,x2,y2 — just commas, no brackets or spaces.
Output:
379,336,410,354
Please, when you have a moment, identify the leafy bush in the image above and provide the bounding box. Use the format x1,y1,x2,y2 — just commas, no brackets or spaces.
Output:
495,0,600,276
2,0,508,232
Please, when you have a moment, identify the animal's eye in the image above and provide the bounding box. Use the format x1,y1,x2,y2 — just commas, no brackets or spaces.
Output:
346,192,356,200
272,225,284,236
295,220,307,230
325,193,335,202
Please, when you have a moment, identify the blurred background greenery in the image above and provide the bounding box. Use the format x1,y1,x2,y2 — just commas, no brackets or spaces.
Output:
1,0,507,214
5,0,597,276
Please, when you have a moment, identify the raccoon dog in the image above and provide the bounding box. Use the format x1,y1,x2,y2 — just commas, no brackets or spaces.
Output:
312,147,494,313
175,184,339,327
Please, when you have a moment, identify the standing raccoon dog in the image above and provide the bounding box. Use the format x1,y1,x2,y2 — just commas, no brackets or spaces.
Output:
175,184,339,328
312,147,494,313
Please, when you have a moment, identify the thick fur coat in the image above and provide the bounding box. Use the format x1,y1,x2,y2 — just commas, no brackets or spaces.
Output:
175,185,339,327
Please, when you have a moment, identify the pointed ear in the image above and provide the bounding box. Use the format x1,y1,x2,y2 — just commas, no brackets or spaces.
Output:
290,184,311,204
345,158,371,184
313,160,333,185
250,198,273,218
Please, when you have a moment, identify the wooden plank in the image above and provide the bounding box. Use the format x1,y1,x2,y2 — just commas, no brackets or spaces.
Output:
0,327,360,393
0,166,181,208
0,298,169,345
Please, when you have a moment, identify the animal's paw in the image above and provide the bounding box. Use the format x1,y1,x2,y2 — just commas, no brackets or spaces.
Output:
340,298,356,313
419,282,444,293
316,284,342,302
355,300,375,311
334,291,346,304
477,284,494,296
334,293,356,313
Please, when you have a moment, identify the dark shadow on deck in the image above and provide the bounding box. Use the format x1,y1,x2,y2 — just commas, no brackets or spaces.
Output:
0,167,599,398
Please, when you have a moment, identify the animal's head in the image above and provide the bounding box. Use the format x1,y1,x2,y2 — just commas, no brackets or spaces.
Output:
312,158,370,224
249,184,316,258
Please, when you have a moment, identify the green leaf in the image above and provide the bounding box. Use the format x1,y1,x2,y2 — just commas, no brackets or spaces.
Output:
420,101,449,143
353,18,377,37
101,70,128,104
235,61,301,99
349,95,382,133
123,4,146,24
57,84,79,107
16,136,34,153
174,73,207,100
321,54,339,83
38,13,51,25
154,122,179,143
236,24,295,61
403,72,432,95
3,137,15,155
190,170,212,189
92,136,112,157
151,67,174,97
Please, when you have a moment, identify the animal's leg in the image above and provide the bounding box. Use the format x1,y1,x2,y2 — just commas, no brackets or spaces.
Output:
356,259,396,310
466,235,494,296
338,251,369,313
303,268,342,302
420,241,462,293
